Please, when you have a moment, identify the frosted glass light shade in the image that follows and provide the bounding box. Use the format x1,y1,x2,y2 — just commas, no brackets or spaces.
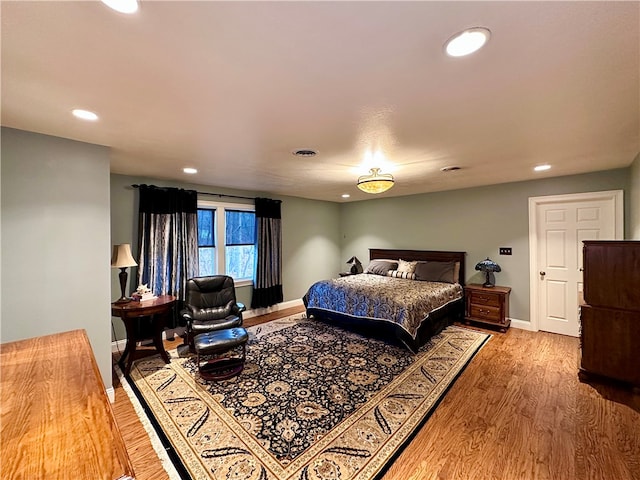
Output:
357,168,394,194
101,0,138,14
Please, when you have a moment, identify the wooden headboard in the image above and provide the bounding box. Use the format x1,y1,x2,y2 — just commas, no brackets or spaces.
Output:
369,248,467,286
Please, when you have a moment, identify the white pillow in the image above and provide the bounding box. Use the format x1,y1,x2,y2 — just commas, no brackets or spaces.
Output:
397,259,418,274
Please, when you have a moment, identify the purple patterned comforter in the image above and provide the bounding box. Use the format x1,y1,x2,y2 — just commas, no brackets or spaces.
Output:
304,274,463,339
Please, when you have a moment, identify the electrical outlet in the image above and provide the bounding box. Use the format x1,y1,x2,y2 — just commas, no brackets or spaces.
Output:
499,247,512,255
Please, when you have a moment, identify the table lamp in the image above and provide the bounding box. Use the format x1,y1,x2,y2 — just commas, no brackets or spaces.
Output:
346,256,363,274
111,243,138,303
475,258,501,288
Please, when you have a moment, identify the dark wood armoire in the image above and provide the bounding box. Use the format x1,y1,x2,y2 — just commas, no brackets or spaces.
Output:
579,240,640,388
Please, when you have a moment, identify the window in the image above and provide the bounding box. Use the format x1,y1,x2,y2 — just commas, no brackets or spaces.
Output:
197,209,216,276
197,201,255,285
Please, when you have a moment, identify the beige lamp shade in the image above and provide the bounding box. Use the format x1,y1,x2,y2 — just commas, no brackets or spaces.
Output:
111,244,138,268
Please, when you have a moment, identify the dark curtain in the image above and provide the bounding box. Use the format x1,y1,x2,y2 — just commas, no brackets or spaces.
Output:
137,184,199,329
251,197,283,308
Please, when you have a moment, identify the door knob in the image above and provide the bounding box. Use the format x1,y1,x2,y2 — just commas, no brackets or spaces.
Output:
540,271,546,276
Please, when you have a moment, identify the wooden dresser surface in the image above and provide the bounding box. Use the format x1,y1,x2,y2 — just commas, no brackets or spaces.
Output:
0,329,134,480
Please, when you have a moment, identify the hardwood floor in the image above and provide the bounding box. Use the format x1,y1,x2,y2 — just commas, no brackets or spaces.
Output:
111,309,640,480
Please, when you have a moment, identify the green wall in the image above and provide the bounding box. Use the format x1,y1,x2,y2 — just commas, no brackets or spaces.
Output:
1,128,113,389
110,174,341,340
630,154,640,239
340,169,631,325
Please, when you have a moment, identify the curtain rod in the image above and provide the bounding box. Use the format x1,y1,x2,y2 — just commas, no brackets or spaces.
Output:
131,184,281,202
131,184,252,200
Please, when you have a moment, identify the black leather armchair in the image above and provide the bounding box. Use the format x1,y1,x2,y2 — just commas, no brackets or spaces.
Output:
181,275,246,352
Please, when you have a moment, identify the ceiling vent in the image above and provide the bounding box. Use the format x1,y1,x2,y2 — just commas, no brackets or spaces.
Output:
293,149,317,157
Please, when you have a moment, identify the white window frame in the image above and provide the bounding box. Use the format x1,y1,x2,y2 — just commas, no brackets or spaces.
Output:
198,199,255,287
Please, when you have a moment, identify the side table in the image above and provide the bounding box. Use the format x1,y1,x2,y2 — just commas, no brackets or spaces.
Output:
464,284,511,332
112,295,176,376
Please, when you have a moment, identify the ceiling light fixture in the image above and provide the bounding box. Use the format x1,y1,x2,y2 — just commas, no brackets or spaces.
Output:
444,27,491,57
341,194,350,199
534,164,551,172
72,109,98,121
357,168,394,194
183,167,198,174
101,0,138,14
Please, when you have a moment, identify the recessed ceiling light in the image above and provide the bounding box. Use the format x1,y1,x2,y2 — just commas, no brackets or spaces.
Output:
101,0,138,14
72,109,98,121
444,27,491,57
534,164,551,172
183,167,198,174
341,194,350,198
293,149,318,157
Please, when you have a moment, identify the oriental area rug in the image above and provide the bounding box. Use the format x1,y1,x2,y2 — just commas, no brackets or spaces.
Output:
123,314,489,480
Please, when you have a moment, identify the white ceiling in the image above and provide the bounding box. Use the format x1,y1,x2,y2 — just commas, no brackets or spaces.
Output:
2,1,638,202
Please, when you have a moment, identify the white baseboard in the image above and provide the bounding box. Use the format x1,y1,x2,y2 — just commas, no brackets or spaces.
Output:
243,298,304,319
110,300,305,353
111,326,186,353
111,338,127,353
106,386,115,403
510,318,535,331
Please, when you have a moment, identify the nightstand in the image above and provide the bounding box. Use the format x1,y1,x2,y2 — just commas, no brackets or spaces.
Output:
464,284,511,332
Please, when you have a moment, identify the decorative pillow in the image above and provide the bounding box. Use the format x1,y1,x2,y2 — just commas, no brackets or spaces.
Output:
387,270,416,280
397,259,418,274
365,259,398,276
414,261,457,283
453,261,461,284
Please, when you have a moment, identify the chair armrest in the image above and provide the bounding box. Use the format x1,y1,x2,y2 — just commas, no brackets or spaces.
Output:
181,308,194,326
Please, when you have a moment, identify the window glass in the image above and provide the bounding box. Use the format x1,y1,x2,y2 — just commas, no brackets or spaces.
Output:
196,203,255,282
197,209,215,246
226,210,255,245
199,247,216,276
226,245,255,279
197,209,216,275
225,210,255,279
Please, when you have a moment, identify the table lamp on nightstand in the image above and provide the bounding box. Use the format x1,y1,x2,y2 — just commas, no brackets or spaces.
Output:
111,243,138,303
475,257,501,288
346,256,363,274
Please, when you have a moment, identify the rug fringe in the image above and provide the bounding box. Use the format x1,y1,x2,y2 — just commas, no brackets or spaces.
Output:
115,365,183,480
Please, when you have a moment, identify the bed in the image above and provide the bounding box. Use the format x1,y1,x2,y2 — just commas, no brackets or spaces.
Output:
303,249,466,353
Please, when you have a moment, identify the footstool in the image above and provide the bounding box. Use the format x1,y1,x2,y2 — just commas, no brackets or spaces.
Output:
193,327,248,381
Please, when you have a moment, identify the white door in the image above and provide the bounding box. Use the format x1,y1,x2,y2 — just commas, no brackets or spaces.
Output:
529,191,623,336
